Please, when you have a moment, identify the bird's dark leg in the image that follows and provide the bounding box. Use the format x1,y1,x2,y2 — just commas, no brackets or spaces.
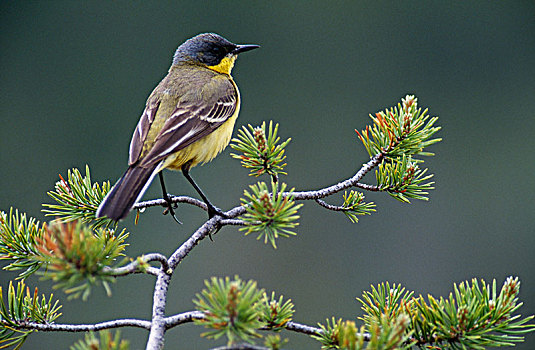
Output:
159,172,182,224
181,162,228,219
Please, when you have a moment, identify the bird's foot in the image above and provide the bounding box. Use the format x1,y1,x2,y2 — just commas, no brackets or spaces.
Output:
162,194,182,225
206,204,229,241
207,204,229,220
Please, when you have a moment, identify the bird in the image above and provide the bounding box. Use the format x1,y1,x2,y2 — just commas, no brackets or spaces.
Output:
96,33,259,222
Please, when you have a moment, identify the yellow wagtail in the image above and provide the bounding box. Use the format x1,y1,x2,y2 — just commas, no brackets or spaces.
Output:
96,33,259,221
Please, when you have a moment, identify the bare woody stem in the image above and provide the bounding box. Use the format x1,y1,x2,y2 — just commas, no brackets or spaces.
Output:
13,319,151,332
145,218,221,349
11,312,369,340
133,196,207,211
290,152,384,200
146,272,172,350
103,253,170,277
135,152,384,219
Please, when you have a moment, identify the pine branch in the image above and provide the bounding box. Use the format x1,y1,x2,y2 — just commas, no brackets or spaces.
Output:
43,166,114,230
0,280,62,349
220,219,248,226
103,253,170,277
284,321,324,336
375,154,435,202
193,276,265,345
70,330,129,350
0,208,46,279
353,183,381,192
358,278,535,349
239,181,302,248
313,315,411,349
230,121,291,182
315,191,376,223
163,310,325,336
259,292,295,331
14,318,151,332
164,311,205,329
290,152,386,201
133,195,207,212
36,220,129,300
355,95,441,161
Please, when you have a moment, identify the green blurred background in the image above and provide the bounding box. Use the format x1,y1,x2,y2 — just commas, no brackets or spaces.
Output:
1,1,534,349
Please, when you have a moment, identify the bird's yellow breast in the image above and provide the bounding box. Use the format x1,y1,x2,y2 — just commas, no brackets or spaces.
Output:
161,111,239,171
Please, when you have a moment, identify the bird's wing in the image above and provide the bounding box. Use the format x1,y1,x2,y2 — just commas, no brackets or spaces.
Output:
133,79,238,168
129,98,161,165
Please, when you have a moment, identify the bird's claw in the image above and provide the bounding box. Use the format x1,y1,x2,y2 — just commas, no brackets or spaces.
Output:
206,205,229,240
162,195,182,224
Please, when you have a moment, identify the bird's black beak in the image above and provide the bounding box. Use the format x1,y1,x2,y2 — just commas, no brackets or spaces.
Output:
233,44,260,54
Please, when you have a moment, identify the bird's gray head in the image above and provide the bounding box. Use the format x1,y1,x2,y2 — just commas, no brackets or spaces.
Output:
172,33,259,67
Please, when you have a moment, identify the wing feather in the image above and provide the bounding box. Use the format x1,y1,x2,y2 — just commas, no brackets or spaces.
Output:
129,99,160,165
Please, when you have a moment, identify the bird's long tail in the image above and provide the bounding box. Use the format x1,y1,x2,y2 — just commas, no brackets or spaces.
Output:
96,164,159,221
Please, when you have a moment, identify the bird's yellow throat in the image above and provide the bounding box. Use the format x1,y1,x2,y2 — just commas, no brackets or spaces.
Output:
206,55,237,75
